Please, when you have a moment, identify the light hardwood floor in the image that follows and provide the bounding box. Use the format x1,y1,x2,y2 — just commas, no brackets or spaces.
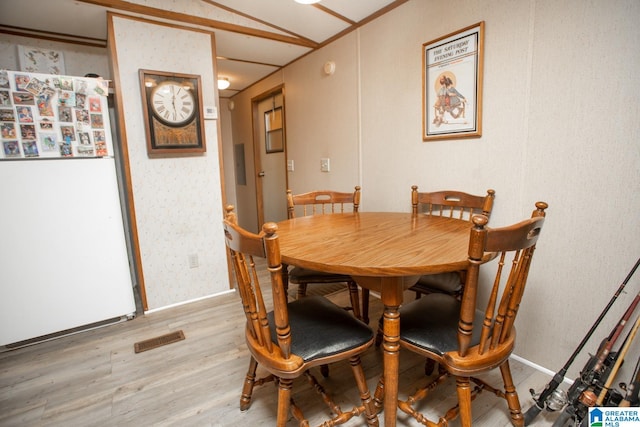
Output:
0,262,561,426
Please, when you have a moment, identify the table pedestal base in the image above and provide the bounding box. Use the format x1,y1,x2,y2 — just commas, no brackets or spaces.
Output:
353,275,420,426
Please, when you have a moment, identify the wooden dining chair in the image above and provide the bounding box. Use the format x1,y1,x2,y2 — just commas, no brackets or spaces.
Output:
284,186,371,323
222,206,379,427
389,201,548,427
374,186,496,349
409,185,496,300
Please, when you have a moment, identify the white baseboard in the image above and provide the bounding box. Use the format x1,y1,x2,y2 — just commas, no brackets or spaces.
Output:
511,353,574,385
144,289,236,314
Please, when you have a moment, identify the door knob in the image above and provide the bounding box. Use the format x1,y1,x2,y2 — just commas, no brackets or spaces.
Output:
258,171,265,177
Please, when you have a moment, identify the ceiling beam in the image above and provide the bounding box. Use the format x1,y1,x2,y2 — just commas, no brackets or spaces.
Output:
0,25,107,48
77,0,319,48
203,0,318,46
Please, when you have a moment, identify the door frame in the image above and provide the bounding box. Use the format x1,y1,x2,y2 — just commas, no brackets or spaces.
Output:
251,84,288,227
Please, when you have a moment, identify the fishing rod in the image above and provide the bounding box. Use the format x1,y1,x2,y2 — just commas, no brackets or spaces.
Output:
596,315,640,406
619,354,640,407
549,298,640,427
523,257,640,425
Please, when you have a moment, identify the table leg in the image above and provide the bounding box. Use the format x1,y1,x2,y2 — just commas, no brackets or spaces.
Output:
353,275,412,427
380,277,404,427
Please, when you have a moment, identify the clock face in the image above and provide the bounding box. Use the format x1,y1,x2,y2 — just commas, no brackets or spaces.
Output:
140,70,206,155
150,81,196,127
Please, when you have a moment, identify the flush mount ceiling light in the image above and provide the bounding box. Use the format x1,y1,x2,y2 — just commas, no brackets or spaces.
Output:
217,77,230,90
294,0,321,4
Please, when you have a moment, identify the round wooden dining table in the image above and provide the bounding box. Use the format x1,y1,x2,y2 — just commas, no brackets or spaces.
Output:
276,212,494,426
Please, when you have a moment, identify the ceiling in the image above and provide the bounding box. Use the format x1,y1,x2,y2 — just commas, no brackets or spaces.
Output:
0,0,407,98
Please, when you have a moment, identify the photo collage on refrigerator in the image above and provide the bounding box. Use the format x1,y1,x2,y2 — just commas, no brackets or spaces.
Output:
0,70,111,159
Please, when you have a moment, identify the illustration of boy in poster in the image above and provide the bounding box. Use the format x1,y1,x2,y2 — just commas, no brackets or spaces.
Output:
432,73,466,127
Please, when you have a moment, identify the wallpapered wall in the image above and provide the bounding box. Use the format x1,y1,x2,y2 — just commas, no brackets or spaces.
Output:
110,15,229,310
226,0,640,379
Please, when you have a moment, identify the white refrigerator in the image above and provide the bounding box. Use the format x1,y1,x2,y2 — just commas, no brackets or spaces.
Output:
0,70,135,346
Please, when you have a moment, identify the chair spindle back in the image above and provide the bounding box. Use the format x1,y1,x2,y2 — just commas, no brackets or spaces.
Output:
457,202,548,357
287,186,361,219
411,186,495,221
223,206,291,359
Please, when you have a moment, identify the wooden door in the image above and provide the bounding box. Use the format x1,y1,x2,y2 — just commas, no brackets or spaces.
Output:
253,87,288,226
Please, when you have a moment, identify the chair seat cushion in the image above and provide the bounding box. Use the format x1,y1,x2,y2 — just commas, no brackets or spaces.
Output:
268,296,373,362
409,271,463,294
288,266,352,283
399,293,483,356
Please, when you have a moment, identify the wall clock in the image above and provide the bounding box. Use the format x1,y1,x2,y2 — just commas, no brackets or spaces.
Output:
139,69,206,156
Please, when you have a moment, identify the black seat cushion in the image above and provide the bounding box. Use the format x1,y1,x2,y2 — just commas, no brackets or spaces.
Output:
400,293,483,356
288,266,351,283
268,296,373,362
410,271,463,294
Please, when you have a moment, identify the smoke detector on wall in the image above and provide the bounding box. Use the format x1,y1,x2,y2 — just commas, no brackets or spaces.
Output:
323,61,336,75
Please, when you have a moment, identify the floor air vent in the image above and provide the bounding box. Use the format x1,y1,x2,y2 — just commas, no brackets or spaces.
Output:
134,330,185,353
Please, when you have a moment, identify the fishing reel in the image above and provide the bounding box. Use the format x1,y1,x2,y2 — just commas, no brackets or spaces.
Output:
530,387,568,412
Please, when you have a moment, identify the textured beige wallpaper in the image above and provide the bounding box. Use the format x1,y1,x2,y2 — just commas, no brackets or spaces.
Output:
112,15,229,311
225,0,640,380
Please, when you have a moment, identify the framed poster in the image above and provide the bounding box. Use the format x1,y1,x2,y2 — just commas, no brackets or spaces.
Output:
139,70,206,156
423,22,484,141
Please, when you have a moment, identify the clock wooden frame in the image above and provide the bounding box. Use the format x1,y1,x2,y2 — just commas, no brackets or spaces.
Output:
139,69,206,156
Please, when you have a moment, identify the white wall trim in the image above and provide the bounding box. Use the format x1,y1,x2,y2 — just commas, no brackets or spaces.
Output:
144,289,236,314
511,353,574,385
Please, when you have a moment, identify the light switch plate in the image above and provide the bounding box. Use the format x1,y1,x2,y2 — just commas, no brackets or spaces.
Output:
320,158,330,172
